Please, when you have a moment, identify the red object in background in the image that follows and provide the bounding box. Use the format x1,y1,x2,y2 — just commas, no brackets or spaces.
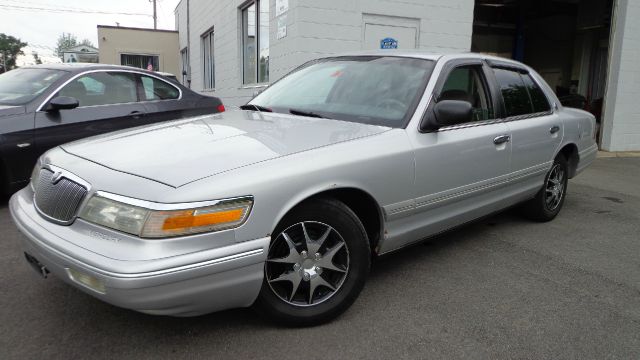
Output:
217,104,226,112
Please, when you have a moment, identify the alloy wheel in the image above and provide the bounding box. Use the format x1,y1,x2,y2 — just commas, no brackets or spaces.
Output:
544,163,566,211
265,221,350,306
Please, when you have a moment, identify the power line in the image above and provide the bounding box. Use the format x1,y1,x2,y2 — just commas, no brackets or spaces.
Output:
0,3,151,16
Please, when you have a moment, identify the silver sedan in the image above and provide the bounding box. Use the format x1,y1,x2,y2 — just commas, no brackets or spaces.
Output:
10,52,598,325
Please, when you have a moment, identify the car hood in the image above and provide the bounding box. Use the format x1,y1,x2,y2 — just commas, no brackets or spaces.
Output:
0,105,26,117
61,110,391,187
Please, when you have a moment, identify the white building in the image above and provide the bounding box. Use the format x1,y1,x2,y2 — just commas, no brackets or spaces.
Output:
175,0,640,151
62,44,99,64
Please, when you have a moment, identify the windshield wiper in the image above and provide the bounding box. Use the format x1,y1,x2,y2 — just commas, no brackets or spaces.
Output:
239,104,272,112
289,108,325,118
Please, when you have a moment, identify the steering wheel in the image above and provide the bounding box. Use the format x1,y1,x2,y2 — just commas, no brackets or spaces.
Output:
378,98,406,112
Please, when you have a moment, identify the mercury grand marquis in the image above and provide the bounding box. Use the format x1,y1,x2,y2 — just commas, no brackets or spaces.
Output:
10,52,598,325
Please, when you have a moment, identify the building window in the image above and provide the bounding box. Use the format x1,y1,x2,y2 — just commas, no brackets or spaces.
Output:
242,0,269,84
202,29,215,89
121,54,159,71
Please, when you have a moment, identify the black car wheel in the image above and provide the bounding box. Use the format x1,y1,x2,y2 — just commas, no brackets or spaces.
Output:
522,154,569,222
254,198,370,326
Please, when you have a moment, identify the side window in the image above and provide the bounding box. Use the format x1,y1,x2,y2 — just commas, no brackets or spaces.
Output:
140,75,180,101
439,66,494,122
59,72,137,107
493,68,533,117
522,74,551,113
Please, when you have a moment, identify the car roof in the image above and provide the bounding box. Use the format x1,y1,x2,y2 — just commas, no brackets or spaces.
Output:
319,50,528,68
19,63,158,74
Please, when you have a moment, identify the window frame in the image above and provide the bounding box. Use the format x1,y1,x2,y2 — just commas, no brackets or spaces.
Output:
57,71,139,108
241,0,269,85
138,73,181,101
37,69,183,111
120,53,160,72
420,59,501,133
487,60,555,121
419,58,557,134
201,28,215,90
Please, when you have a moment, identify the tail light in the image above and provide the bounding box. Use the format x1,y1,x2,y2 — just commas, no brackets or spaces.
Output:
217,104,226,113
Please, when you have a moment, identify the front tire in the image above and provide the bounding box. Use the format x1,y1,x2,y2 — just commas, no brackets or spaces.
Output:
522,154,569,222
254,198,370,326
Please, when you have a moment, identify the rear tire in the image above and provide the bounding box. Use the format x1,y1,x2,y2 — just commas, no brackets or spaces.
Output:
521,154,569,222
254,198,370,326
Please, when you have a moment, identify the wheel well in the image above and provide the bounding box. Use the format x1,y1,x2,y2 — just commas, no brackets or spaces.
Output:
558,144,579,178
0,157,8,195
297,188,384,255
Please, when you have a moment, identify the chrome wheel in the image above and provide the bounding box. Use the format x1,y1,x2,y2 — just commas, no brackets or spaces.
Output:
544,163,566,211
266,221,350,307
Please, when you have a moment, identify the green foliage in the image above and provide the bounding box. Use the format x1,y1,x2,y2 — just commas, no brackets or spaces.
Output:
55,32,78,58
0,33,27,71
79,39,95,48
32,52,42,65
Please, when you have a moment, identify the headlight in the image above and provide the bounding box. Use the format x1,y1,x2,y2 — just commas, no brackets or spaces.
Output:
79,194,253,238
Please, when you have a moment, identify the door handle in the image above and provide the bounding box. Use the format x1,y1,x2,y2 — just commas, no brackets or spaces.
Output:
550,125,560,134
129,111,144,119
493,135,510,145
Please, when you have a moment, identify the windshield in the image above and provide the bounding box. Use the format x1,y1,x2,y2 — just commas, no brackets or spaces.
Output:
249,56,435,128
0,68,65,105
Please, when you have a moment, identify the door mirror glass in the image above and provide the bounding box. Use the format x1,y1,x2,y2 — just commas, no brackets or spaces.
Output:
47,96,79,111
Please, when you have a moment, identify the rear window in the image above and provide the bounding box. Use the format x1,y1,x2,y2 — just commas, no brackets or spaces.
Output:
140,75,179,101
522,74,551,113
494,68,552,117
493,68,531,117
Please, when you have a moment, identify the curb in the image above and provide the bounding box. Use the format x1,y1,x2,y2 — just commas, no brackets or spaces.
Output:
597,151,640,158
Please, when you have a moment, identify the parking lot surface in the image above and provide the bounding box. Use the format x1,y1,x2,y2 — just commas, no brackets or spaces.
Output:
1,157,639,359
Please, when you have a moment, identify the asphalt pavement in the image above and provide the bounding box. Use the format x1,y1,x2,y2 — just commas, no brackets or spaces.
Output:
1,157,639,359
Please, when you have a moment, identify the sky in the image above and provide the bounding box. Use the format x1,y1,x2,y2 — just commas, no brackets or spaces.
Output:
0,0,181,57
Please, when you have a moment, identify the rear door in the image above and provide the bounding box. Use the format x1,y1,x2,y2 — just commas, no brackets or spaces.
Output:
490,65,562,188
34,71,149,154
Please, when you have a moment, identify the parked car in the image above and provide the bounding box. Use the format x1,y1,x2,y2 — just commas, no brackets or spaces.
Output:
0,63,224,194
155,71,180,85
10,53,597,325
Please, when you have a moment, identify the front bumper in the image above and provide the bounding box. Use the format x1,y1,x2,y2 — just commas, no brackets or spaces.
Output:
9,188,270,316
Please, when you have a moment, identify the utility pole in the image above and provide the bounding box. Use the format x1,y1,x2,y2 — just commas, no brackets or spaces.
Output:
151,0,157,29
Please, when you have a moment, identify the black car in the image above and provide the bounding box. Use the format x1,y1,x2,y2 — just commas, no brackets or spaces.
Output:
0,63,224,194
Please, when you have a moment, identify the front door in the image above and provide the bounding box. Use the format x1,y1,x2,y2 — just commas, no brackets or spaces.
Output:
387,60,511,252
34,71,148,155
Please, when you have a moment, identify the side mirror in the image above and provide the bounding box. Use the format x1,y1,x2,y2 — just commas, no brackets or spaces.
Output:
47,96,79,111
421,100,473,132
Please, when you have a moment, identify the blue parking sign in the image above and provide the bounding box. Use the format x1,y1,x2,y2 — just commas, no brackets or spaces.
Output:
380,37,398,49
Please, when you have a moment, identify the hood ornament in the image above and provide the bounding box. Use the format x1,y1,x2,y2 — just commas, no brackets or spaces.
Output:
51,171,64,185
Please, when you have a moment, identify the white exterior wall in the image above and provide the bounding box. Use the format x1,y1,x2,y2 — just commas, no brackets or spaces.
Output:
601,0,640,151
176,0,474,106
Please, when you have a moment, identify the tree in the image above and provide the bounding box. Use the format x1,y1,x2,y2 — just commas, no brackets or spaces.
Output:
55,32,77,59
79,39,95,48
32,52,42,65
0,33,27,72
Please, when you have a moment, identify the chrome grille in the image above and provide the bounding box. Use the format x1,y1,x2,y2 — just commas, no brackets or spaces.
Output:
34,168,88,223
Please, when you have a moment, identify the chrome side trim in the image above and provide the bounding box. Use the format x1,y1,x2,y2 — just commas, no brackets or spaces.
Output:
412,164,549,213
36,69,183,112
93,191,254,211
